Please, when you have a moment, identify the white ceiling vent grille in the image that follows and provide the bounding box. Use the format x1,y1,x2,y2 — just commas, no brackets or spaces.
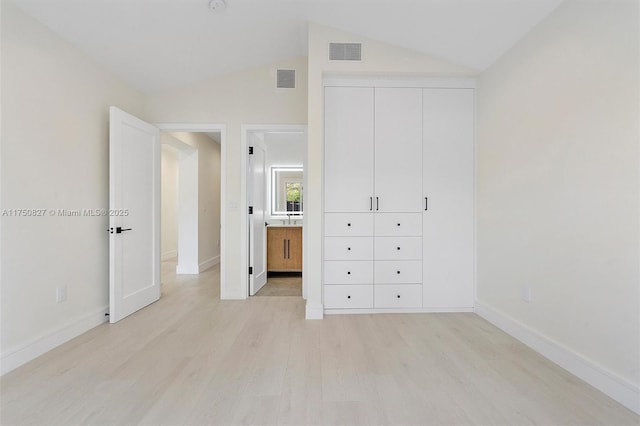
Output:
329,43,362,61
277,69,296,89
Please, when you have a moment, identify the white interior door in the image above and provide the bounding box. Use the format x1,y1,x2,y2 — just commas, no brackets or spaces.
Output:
109,107,161,323
249,140,267,295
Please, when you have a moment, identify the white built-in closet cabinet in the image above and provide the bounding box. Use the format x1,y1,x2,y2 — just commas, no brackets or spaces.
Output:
323,78,474,313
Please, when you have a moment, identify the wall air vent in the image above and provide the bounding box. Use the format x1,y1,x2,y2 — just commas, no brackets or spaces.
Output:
277,69,296,89
329,42,362,61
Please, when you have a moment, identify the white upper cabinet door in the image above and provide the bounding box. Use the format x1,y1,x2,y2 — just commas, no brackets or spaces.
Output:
324,87,374,213
374,88,423,213
423,88,475,308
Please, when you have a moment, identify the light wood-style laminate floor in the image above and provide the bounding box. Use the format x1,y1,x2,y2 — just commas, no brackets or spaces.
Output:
256,274,302,297
1,261,638,426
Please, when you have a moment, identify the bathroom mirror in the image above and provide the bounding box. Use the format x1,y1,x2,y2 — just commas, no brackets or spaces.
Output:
271,167,303,216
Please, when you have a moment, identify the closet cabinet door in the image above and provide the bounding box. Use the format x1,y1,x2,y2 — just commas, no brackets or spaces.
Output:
374,88,423,213
287,227,303,271
423,89,474,308
267,227,288,271
324,87,374,213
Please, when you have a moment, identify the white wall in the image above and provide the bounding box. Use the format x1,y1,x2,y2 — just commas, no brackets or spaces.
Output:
161,145,179,260
305,22,475,318
476,0,639,412
144,56,308,298
0,0,144,372
264,132,306,222
170,132,221,271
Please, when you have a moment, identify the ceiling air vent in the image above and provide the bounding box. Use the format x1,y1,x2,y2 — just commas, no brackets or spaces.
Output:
277,69,296,89
329,42,362,61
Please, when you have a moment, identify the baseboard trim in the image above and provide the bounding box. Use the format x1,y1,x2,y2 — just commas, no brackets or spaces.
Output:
475,301,640,415
176,263,199,274
221,290,246,300
324,307,474,315
306,302,324,319
199,255,220,273
1,306,108,376
161,250,177,261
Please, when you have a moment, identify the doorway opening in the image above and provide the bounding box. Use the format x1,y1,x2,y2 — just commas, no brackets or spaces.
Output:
156,124,226,297
241,125,308,299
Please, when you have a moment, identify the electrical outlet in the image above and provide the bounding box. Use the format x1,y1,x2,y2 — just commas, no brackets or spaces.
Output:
56,286,67,303
522,286,532,303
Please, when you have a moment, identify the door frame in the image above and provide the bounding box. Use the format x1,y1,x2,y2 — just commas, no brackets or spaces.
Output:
155,123,227,297
247,135,267,295
241,124,308,299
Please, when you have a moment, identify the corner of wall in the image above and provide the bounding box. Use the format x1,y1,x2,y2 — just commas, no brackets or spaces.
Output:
476,300,640,414
305,301,324,320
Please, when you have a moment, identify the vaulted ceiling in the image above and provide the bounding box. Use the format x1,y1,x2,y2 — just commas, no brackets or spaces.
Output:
11,0,563,93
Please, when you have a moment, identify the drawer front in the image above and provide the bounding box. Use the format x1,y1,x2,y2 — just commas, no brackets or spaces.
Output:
324,237,373,261
324,261,373,285
325,285,374,309
374,260,422,284
374,284,423,308
325,213,373,237
375,213,422,237
374,237,422,260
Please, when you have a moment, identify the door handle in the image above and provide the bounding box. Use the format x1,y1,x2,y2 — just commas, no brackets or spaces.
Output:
287,239,291,259
116,227,132,234
369,197,373,211
283,239,287,258
376,197,379,211
425,197,428,211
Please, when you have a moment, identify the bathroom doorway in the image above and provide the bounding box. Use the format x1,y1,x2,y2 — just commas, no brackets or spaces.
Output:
242,125,307,299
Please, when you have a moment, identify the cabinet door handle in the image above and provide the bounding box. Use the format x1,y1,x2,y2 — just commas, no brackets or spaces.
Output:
397,295,401,299
396,270,401,274
283,239,286,258
287,239,290,259
425,197,428,211
376,197,379,211
369,197,373,211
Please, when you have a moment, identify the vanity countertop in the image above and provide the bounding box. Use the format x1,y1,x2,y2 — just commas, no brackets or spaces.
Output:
267,223,303,228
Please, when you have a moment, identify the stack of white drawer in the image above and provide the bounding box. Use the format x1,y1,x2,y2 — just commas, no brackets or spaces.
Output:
373,213,422,308
324,213,374,308
324,213,422,311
